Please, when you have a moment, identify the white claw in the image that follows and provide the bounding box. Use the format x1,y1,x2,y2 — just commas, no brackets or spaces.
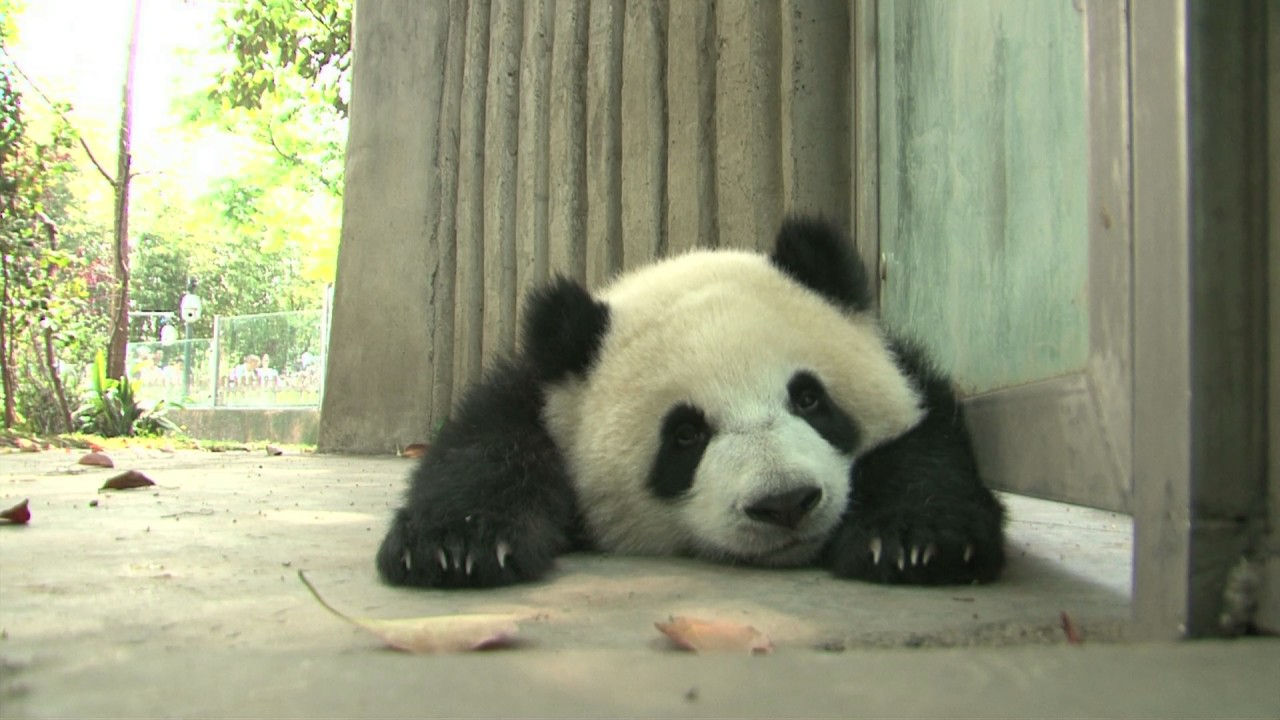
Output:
964,543,974,564
897,548,905,572
451,552,462,570
402,549,412,571
869,537,883,565
464,553,474,576
910,546,920,566
496,540,511,569
922,543,937,566
436,548,449,571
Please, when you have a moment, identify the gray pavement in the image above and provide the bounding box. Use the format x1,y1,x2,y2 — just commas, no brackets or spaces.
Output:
0,448,1274,718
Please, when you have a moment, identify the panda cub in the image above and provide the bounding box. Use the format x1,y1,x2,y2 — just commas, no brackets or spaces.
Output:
378,217,1006,588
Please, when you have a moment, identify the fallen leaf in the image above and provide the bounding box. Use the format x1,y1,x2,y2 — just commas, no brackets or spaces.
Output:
101,470,156,491
88,442,105,452
266,445,283,456
656,616,773,654
1060,611,1083,645
297,571,519,653
0,499,31,524
401,443,428,459
78,452,114,468
17,439,39,453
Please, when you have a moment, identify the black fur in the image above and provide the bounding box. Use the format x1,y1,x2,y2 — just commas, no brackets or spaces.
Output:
375,358,586,587
787,370,861,454
647,403,713,499
823,339,1006,584
378,215,1006,589
522,277,610,384
770,216,873,312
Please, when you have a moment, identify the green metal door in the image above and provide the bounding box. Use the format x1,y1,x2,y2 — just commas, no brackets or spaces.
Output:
867,0,1131,511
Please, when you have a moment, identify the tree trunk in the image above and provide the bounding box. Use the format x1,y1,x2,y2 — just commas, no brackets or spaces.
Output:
36,214,74,433
105,0,144,381
0,258,15,429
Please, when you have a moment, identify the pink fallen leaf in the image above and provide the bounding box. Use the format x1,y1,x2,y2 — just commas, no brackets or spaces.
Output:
401,443,429,459
79,452,115,468
298,571,519,653
101,470,156,491
656,616,773,654
0,499,31,524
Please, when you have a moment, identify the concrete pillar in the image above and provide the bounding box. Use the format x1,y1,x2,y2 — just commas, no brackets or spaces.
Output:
322,0,856,451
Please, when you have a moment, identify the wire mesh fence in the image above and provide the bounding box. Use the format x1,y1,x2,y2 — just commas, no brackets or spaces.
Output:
127,309,327,408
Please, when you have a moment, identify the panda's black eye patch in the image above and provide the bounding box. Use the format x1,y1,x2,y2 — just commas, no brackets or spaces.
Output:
648,404,712,500
787,371,861,454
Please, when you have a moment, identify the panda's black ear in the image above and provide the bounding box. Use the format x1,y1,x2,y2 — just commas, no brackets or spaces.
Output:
770,216,873,313
522,276,611,383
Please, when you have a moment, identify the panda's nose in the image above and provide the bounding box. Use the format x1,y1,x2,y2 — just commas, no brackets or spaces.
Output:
745,487,822,529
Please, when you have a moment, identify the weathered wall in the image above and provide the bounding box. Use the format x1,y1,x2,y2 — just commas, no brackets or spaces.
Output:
321,1,857,452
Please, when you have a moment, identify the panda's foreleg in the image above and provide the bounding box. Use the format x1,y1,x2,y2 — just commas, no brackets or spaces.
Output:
823,344,1007,585
376,361,582,588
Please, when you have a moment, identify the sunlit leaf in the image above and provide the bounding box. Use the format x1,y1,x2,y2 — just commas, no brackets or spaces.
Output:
655,616,773,654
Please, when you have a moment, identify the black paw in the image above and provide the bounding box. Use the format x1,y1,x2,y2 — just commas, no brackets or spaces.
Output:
376,510,561,588
825,502,1005,585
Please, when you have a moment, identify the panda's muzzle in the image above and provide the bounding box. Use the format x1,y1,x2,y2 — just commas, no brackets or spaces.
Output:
744,486,822,529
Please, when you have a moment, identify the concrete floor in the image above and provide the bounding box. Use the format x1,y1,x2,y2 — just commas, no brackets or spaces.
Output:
0,448,1275,718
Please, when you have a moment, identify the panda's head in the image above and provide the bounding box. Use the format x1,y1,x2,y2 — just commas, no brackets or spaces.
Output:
524,219,923,566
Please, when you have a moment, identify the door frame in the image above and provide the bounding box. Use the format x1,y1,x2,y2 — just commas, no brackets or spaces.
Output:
854,0,1274,638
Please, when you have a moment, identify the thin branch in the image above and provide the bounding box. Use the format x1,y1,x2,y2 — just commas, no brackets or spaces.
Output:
299,1,337,35
0,47,118,186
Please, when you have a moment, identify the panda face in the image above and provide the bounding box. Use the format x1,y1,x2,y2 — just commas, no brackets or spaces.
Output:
541,250,923,566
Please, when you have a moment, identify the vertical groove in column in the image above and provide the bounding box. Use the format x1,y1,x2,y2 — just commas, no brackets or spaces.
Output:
620,0,669,268
586,0,624,288
453,0,492,394
697,0,719,250
781,0,850,232
430,0,469,424
548,0,590,282
851,0,880,296
666,0,718,253
715,1,783,251
515,0,554,327
414,1,452,423
483,0,524,357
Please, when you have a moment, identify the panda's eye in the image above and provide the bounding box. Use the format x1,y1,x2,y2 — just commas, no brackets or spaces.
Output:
794,389,821,413
788,373,827,415
673,423,705,447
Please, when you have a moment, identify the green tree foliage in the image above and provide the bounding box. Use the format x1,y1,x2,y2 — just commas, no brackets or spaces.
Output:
210,0,351,118
167,0,352,305
0,7,101,431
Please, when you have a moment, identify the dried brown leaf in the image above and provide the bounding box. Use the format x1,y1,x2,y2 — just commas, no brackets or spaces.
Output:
101,470,156,491
17,439,39,453
1060,611,1083,645
401,443,429,459
0,498,31,524
78,452,114,468
656,616,773,654
298,571,519,653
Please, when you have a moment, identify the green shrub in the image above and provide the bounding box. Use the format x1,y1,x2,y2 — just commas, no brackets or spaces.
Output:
75,351,180,437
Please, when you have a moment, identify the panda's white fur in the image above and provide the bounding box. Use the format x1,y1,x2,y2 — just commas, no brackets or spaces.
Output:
542,249,924,565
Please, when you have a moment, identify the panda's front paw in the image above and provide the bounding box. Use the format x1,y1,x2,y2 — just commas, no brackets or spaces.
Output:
376,510,560,588
825,505,1005,585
